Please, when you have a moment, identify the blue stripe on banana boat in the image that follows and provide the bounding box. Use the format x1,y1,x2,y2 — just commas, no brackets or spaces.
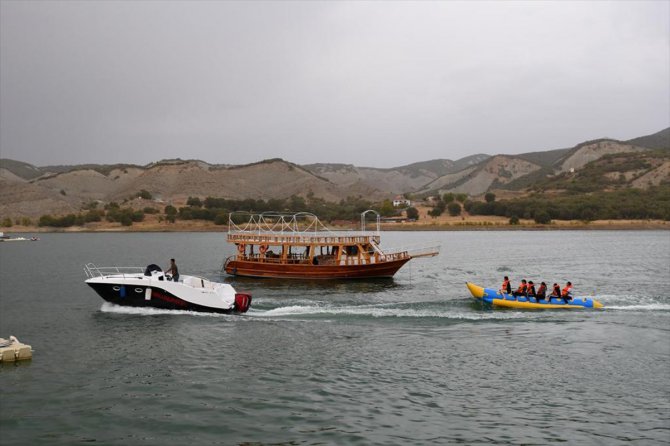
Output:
466,282,604,309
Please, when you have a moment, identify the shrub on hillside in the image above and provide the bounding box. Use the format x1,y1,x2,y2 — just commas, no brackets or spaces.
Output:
534,211,551,224
406,207,419,220
447,202,462,216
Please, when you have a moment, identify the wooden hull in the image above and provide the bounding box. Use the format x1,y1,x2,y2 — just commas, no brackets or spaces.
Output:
224,258,410,279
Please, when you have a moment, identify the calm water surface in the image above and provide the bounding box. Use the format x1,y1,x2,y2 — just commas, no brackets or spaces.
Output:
1,231,669,445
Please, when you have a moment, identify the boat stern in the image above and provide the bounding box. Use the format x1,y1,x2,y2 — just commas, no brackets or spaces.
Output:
466,282,485,299
234,293,252,313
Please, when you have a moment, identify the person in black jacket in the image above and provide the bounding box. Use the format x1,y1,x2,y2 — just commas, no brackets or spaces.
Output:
536,282,547,301
501,276,512,294
165,258,179,282
526,281,537,299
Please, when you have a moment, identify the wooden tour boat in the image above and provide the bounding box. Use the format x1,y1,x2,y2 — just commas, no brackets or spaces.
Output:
222,211,440,279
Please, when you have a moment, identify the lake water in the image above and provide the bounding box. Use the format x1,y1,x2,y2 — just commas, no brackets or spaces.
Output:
1,231,669,445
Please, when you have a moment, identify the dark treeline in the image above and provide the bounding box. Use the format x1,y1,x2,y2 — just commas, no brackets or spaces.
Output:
34,185,670,228
181,195,381,224
466,185,670,222
37,195,387,227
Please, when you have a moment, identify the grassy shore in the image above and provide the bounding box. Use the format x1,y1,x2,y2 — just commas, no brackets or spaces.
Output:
3,214,669,233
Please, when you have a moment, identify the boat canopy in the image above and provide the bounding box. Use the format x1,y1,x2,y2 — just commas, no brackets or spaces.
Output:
227,211,382,244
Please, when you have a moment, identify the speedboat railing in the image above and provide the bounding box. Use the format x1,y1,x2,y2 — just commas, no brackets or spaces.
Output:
84,263,144,279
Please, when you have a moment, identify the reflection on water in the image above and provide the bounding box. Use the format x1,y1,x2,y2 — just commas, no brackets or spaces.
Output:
224,274,400,293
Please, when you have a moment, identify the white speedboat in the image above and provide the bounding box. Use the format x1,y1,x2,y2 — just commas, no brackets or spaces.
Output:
84,263,251,314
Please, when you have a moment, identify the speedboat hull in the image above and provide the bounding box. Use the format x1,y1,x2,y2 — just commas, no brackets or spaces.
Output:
466,282,603,309
86,282,250,314
85,264,251,314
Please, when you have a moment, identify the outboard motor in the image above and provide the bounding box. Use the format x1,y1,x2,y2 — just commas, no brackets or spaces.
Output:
144,264,162,276
234,293,252,313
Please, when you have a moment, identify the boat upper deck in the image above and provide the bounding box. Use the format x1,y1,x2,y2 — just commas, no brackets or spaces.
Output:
226,211,441,259
228,232,380,246
227,211,381,246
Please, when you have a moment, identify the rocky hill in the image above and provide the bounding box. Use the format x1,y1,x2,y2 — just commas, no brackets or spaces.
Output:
303,155,489,195
555,139,648,173
1,127,668,220
0,158,383,218
625,127,670,151
422,130,668,196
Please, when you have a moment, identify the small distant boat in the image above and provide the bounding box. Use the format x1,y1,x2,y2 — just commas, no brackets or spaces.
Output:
222,210,440,279
0,232,38,242
0,335,33,362
0,232,29,242
84,263,252,314
466,282,604,309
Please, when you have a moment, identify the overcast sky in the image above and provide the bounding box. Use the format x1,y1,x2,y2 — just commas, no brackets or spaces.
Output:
1,1,668,168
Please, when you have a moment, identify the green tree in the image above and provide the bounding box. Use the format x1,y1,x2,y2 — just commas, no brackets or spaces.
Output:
84,210,103,222
428,207,443,218
137,189,152,200
1,217,13,227
380,199,396,217
164,205,177,216
447,202,462,216
406,207,419,220
455,193,468,203
187,196,203,207
120,214,133,226
443,193,454,204
214,211,228,225
509,215,520,225
534,211,551,224
485,192,496,203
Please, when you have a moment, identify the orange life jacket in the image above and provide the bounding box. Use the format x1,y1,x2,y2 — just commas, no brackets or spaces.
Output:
537,284,546,295
517,282,527,293
502,279,510,290
561,284,572,297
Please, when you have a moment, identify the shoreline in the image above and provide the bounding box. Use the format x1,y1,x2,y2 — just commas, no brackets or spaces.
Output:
3,219,669,233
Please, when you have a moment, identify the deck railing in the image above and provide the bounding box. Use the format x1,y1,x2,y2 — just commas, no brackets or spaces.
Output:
227,233,381,245
228,211,381,238
84,263,144,279
377,243,441,258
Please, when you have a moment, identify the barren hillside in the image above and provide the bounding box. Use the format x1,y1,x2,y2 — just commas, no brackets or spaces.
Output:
425,156,542,196
0,159,388,219
557,140,648,172
1,127,667,221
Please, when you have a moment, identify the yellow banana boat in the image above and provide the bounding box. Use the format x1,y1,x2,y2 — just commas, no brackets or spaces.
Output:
466,282,604,309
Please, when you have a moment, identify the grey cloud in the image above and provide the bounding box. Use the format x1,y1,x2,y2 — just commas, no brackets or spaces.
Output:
1,1,668,167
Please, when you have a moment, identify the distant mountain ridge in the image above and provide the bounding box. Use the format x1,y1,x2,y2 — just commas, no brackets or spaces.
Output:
625,127,670,150
1,127,668,219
